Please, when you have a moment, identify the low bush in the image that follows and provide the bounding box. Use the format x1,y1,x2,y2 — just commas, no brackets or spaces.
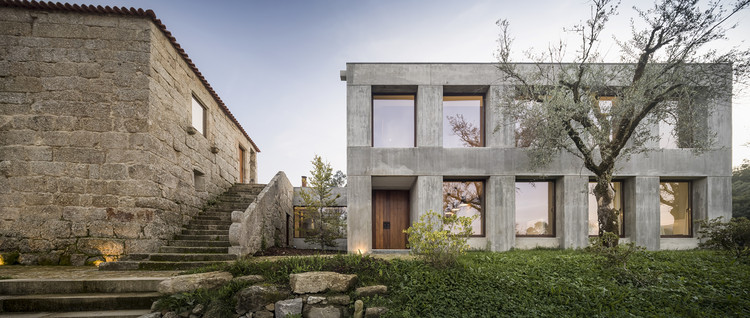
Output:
698,216,750,259
403,210,475,267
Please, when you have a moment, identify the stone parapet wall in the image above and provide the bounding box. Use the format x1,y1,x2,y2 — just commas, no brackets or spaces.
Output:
229,171,293,256
0,7,258,264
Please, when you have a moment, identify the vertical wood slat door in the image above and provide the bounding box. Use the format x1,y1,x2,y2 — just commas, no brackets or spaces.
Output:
373,190,409,249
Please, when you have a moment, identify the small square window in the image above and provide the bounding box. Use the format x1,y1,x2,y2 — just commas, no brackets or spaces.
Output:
192,96,207,136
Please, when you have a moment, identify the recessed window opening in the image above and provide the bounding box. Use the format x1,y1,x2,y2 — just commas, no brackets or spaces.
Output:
442,180,484,236
372,95,415,147
588,181,624,236
515,180,555,236
443,96,484,147
659,181,692,237
193,169,205,191
192,96,207,136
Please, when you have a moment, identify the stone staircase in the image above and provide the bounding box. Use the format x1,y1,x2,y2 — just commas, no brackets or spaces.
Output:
0,277,164,317
99,183,266,271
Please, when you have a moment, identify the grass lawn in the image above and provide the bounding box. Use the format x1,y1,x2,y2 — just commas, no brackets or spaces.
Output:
173,249,750,317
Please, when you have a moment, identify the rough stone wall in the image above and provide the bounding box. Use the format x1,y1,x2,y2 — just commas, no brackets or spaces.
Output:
229,171,293,256
0,7,257,264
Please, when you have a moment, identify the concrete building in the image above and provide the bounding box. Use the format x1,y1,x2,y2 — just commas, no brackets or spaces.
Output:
0,2,259,265
342,63,732,253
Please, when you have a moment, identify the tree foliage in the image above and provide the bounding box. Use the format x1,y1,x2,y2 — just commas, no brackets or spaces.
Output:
496,0,749,244
404,210,475,268
734,160,750,219
698,216,750,259
298,155,344,250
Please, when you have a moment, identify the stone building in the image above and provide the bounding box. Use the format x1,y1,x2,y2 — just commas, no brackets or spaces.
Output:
342,63,732,253
0,1,259,265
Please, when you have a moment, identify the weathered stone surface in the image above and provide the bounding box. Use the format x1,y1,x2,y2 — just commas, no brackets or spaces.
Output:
275,298,303,318
157,271,233,294
307,295,325,305
364,307,388,318
255,311,273,318
235,285,290,314
353,300,364,318
304,305,343,318
354,285,388,297
233,274,264,284
289,272,357,294
138,312,161,318
265,303,275,311
327,295,350,306
162,312,178,318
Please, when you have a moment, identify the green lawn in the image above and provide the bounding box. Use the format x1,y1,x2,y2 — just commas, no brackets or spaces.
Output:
175,249,750,317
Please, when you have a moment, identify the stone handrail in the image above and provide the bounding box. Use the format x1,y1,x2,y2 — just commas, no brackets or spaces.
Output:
229,171,293,257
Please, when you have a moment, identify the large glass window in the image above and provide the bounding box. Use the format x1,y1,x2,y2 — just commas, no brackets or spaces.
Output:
443,96,484,147
443,181,483,236
373,95,415,147
515,181,555,236
294,206,347,238
588,181,623,236
659,181,691,237
191,96,206,136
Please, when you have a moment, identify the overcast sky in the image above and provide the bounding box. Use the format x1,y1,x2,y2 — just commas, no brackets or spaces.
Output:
84,0,750,185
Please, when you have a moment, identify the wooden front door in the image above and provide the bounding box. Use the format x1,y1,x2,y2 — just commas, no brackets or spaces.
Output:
373,190,410,249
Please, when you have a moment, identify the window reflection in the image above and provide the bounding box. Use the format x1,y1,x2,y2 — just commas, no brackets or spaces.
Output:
588,181,623,236
373,95,415,147
515,181,555,236
294,207,347,238
442,181,483,235
660,182,691,236
443,96,483,147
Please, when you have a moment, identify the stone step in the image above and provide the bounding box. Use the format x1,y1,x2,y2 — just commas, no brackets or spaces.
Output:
0,292,160,312
174,234,229,241
148,253,237,262
181,229,228,235
159,246,229,254
0,278,164,295
168,240,231,247
98,261,233,271
183,224,230,231
187,219,232,226
216,195,257,201
194,215,231,221
0,309,151,318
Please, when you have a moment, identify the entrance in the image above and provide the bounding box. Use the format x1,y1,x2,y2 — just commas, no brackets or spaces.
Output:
372,190,410,249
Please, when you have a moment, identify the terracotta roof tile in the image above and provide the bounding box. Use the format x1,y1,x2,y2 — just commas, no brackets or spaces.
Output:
0,0,260,152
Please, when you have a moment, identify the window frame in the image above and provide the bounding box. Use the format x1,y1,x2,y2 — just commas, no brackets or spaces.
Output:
442,178,486,237
293,206,347,238
587,180,625,237
514,179,556,237
442,95,485,148
371,94,416,148
659,180,693,238
191,95,208,137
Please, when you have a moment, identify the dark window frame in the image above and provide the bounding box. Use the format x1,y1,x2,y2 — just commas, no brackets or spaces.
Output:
442,94,486,148
515,179,556,237
442,178,486,237
191,94,208,137
587,180,625,237
371,94,417,148
659,180,693,238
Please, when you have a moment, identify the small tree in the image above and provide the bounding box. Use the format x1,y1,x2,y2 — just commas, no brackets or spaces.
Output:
298,155,344,250
496,0,750,245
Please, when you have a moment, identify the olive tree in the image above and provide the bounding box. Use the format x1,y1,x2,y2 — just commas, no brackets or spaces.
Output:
496,0,749,245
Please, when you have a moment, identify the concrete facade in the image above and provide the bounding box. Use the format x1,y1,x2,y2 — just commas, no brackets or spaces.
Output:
0,4,259,264
342,63,732,252
291,186,348,250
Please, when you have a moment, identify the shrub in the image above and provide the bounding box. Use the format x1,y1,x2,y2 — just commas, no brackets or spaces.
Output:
403,210,475,268
698,216,750,259
586,232,652,286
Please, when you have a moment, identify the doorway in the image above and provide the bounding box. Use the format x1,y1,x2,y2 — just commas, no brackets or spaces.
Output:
372,190,410,249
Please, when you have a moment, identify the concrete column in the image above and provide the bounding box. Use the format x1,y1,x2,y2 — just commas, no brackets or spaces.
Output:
625,177,660,250
416,85,442,147
347,176,372,253
556,175,589,249
485,85,514,148
709,94,732,149
347,85,371,147
693,176,732,223
409,176,443,224
487,176,515,251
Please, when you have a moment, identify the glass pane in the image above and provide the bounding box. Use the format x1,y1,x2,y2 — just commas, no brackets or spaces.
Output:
443,96,483,147
294,207,347,238
442,181,483,235
373,96,414,147
191,97,205,135
660,182,691,236
515,181,554,236
587,182,623,236
659,101,679,149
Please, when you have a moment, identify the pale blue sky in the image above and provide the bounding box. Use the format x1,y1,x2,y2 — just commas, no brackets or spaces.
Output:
83,0,750,184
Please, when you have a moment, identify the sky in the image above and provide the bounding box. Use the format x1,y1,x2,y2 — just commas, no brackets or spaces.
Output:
82,0,750,185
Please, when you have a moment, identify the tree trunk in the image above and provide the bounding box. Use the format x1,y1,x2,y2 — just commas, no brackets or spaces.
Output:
593,174,620,247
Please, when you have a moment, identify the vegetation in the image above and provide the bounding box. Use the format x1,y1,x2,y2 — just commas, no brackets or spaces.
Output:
698,216,750,259
297,155,345,250
496,0,750,243
403,210,475,267
734,160,750,219
168,250,749,317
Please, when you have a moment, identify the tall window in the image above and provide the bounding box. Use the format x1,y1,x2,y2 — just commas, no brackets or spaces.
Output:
588,181,623,236
372,95,415,147
191,96,206,136
238,146,246,184
443,180,483,236
443,96,484,147
659,181,691,237
515,181,555,236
